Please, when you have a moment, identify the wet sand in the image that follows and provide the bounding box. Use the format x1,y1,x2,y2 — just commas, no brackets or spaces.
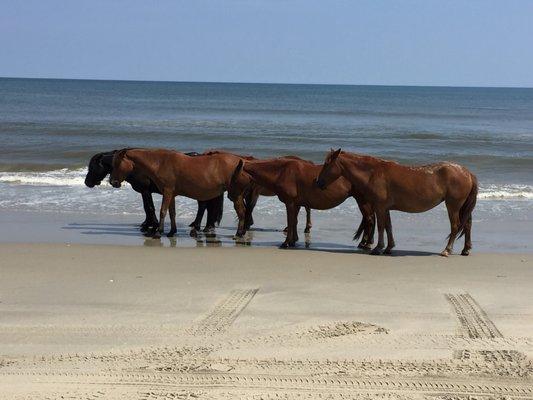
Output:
0,243,532,399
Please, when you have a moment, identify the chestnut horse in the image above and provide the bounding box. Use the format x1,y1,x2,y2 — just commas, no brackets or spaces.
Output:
109,148,244,238
316,149,478,256
229,158,375,249
85,150,223,232
209,153,312,236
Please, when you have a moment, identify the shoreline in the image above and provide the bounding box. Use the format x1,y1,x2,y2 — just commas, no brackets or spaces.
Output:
1,207,531,254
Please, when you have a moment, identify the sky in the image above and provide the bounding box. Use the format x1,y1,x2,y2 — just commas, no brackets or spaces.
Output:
1,0,532,87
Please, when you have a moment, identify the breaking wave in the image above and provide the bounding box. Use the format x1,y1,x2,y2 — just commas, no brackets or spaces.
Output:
0,168,532,201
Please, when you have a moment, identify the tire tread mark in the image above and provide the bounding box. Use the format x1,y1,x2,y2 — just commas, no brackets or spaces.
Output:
187,289,259,335
445,293,502,339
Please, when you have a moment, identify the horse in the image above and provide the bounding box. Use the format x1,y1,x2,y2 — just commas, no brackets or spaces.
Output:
84,150,224,233
316,149,478,256
229,158,375,249
109,148,245,238
204,152,313,236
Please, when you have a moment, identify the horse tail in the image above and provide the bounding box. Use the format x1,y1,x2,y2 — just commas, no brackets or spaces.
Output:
353,218,366,241
457,173,478,238
215,193,224,226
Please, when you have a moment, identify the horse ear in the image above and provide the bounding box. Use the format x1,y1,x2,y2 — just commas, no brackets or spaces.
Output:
112,149,128,165
231,160,244,184
331,148,341,160
236,159,244,173
117,149,128,159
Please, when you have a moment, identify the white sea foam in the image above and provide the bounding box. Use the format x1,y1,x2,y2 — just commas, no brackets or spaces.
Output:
0,169,532,202
478,184,533,200
0,168,91,187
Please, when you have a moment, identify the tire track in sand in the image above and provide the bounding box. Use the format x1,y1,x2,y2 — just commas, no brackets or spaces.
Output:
187,289,259,335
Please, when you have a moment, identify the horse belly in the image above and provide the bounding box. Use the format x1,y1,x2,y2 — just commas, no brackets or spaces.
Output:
389,178,445,213
299,187,349,210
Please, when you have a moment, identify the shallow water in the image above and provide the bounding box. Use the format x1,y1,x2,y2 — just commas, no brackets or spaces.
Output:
0,78,531,252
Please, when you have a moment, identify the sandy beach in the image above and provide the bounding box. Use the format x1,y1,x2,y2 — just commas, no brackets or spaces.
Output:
1,243,532,399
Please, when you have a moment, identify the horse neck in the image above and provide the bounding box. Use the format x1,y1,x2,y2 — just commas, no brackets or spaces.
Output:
126,150,163,179
243,160,283,188
101,152,116,171
338,154,373,188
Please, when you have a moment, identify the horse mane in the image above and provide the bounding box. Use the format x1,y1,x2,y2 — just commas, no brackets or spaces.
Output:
203,150,256,160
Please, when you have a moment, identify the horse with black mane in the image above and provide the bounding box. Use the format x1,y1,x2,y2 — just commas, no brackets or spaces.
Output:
85,150,224,233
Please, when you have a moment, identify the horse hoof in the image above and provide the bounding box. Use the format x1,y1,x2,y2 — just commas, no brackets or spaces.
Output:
152,232,161,239
370,247,383,255
203,225,215,233
440,250,450,257
189,229,198,238
167,230,176,238
384,248,394,255
279,242,289,249
461,249,470,256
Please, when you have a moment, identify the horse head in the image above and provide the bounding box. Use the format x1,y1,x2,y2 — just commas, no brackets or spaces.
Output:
228,159,250,202
109,149,134,188
85,151,115,188
316,148,342,190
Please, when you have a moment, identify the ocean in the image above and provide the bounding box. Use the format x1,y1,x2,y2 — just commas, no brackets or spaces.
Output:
0,77,531,252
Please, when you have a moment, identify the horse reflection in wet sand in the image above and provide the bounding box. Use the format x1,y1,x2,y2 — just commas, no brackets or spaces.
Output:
316,149,478,256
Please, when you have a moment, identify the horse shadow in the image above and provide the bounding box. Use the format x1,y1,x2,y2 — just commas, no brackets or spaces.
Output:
62,222,143,237
61,223,438,256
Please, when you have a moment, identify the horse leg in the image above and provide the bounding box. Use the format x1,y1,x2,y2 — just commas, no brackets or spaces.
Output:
383,210,396,254
461,215,473,256
365,213,376,247
204,198,219,233
233,195,247,238
442,201,460,257
153,191,172,239
281,203,299,248
190,201,206,231
141,192,158,232
167,197,177,237
370,209,386,255
304,206,312,233
140,192,150,230
244,190,259,229
357,201,374,249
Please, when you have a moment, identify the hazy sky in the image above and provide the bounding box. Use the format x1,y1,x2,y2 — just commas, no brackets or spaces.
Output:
1,0,532,87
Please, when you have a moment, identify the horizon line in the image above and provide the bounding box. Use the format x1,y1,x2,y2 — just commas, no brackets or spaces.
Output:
1,75,532,90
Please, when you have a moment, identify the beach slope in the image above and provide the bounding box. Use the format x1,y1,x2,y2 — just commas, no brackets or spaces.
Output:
0,243,532,399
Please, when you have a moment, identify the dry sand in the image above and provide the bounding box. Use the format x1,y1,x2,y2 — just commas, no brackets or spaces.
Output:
0,243,532,399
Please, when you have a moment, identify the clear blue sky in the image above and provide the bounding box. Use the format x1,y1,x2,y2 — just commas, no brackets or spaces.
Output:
1,0,532,87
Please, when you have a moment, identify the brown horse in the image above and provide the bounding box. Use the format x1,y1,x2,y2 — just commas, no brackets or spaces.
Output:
229,158,375,249
316,149,478,256
109,148,244,238
203,151,313,236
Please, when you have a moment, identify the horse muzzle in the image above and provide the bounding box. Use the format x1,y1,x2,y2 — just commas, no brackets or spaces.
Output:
84,179,101,188
110,179,121,188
